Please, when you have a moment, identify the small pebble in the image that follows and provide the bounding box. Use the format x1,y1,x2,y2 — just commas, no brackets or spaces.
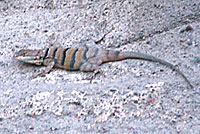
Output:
186,41,193,46
185,25,193,32
180,25,193,33
194,57,200,63
29,126,34,130
50,127,58,131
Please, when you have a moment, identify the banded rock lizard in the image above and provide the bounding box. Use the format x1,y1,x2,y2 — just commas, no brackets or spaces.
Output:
13,46,193,88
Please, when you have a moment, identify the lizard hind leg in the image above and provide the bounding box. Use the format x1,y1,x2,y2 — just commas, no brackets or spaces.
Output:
80,58,103,83
80,62,99,72
80,57,103,72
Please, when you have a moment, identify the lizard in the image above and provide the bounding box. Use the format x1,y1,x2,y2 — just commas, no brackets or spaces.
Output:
13,45,193,88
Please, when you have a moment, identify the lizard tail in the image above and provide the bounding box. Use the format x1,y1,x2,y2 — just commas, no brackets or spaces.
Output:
121,51,193,88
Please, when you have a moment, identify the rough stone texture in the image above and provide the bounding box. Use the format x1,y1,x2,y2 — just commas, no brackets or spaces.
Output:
0,0,199,133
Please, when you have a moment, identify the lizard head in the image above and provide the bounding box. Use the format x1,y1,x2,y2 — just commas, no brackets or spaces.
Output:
14,49,44,65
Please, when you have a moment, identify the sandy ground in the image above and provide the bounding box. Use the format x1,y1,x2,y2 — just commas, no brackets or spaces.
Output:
0,0,200,133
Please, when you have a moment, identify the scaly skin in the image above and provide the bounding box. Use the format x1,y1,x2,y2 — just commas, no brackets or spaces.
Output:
13,46,193,88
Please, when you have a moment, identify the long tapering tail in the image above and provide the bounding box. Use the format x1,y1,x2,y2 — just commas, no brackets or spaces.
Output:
121,51,193,88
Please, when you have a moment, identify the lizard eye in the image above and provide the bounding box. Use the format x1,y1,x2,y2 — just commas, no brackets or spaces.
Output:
18,50,27,56
20,52,26,56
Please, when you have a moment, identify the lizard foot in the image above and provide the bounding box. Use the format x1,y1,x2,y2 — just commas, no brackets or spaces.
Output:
89,69,102,83
31,71,47,78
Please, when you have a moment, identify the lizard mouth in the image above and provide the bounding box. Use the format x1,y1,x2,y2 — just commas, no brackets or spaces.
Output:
14,55,43,65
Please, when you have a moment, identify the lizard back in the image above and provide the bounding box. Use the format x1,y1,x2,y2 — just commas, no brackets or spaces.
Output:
43,46,99,70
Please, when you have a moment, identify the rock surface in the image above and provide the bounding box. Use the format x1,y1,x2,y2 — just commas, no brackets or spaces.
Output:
0,0,199,133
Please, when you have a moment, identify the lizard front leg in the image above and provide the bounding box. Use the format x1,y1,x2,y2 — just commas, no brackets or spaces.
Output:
32,59,55,78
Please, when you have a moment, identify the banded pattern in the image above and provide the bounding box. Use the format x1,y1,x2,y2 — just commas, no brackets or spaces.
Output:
42,47,100,70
